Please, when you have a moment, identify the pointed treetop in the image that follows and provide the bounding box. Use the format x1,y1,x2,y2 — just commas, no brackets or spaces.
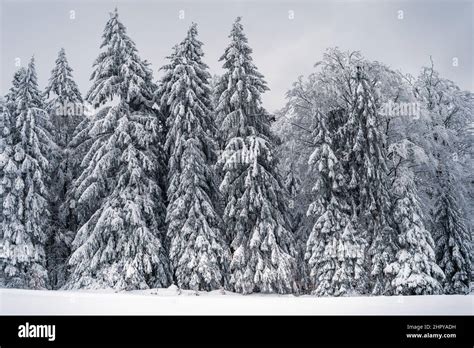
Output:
13,67,27,80
111,6,119,18
181,22,200,51
55,47,67,61
169,22,207,64
230,16,245,39
186,22,198,40
5,67,27,107
15,56,44,111
45,47,83,105
87,7,155,109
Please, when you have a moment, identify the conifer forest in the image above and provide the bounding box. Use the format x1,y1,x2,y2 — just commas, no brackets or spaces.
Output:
0,4,472,298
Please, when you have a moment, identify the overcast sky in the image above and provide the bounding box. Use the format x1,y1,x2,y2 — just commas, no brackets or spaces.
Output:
1,0,472,112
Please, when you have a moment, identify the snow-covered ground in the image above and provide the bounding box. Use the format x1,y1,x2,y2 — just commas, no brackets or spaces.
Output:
1,286,473,315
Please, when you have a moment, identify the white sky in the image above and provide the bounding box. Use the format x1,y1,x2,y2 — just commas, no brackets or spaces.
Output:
1,0,472,112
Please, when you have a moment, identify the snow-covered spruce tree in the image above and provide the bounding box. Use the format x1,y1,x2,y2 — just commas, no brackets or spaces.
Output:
12,61,44,114
434,164,471,294
163,24,230,291
86,7,156,112
156,44,180,140
155,39,183,201
384,164,444,295
97,7,169,202
306,107,367,296
65,8,170,290
0,58,55,289
66,102,170,290
45,48,83,147
44,48,84,288
4,68,27,116
216,17,297,294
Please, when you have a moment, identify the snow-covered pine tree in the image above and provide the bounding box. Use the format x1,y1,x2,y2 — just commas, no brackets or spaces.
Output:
434,164,471,294
0,58,55,289
86,7,156,112
306,107,367,296
97,8,169,202
155,40,182,200
45,48,83,147
156,44,180,136
66,101,170,290
163,24,230,291
216,17,297,294
65,8,170,290
4,68,27,116
384,164,444,295
13,60,44,113
345,70,397,295
44,48,84,288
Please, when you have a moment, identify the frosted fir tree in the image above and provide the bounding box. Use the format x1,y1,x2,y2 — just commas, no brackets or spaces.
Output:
0,58,55,289
345,70,396,295
433,164,471,294
216,17,297,294
306,108,367,296
163,24,230,291
86,7,167,199
155,37,182,196
384,165,444,295
156,44,180,136
44,48,84,288
86,7,156,111
5,68,27,116
66,9,170,290
66,102,171,290
45,48,83,146
13,59,45,114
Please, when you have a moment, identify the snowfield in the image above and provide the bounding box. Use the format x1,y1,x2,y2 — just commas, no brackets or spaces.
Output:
1,287,472,315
